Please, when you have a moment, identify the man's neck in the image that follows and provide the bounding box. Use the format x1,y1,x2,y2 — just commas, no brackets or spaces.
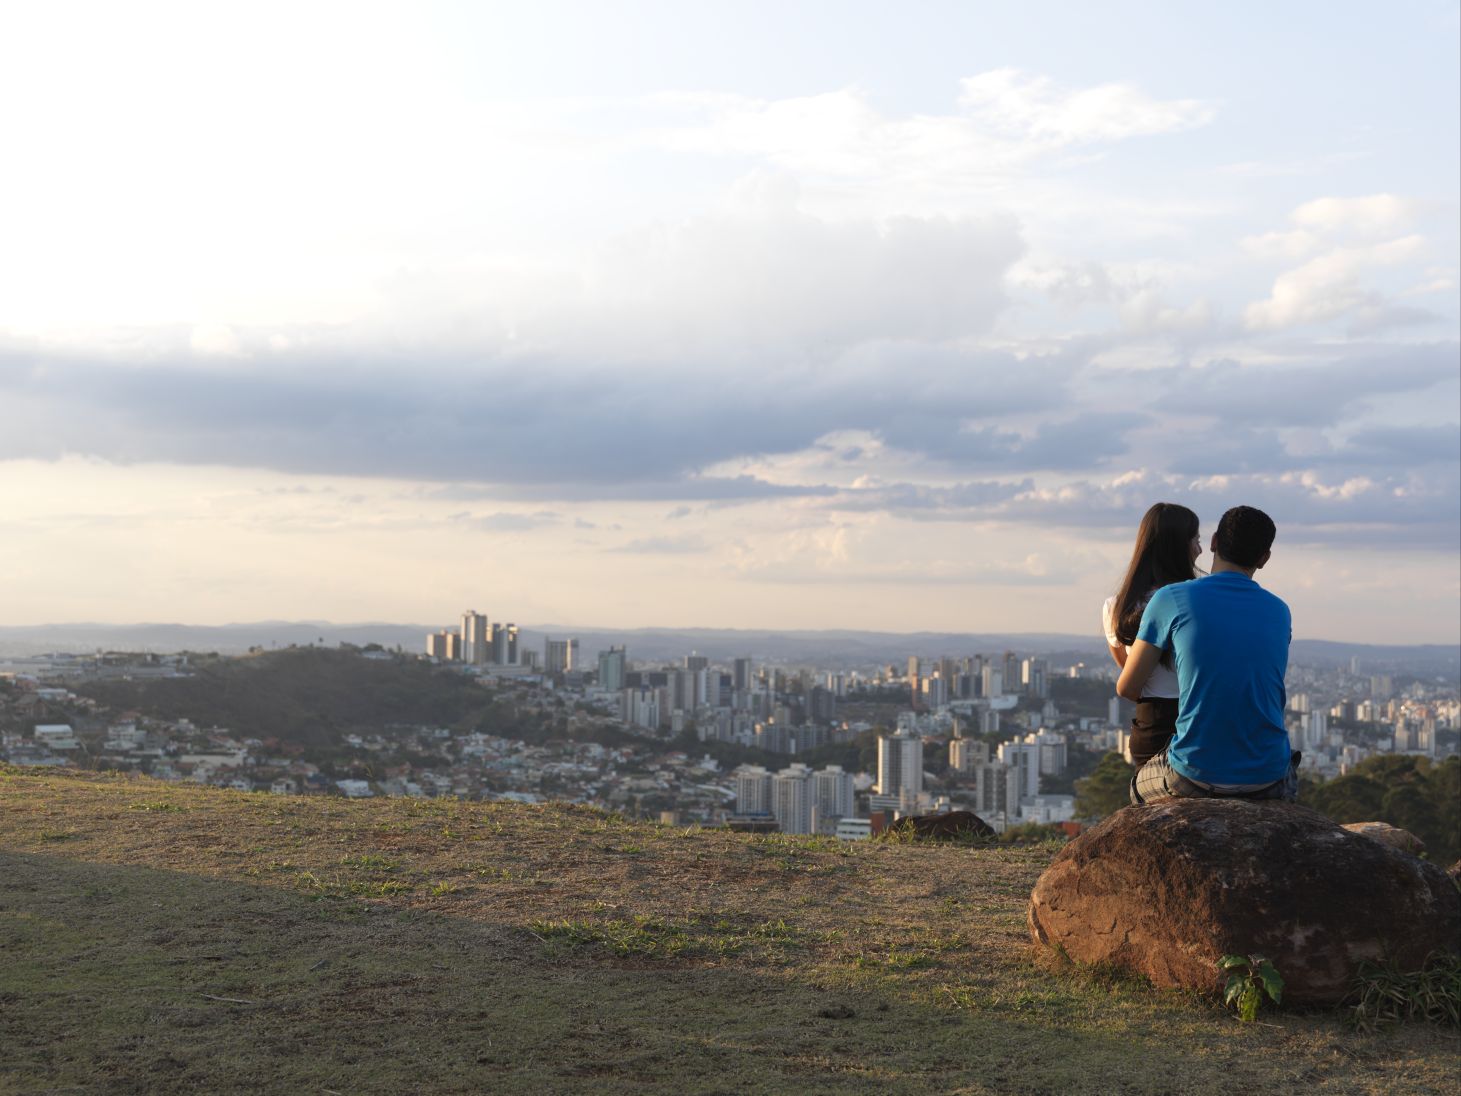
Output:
1210,555,1256,578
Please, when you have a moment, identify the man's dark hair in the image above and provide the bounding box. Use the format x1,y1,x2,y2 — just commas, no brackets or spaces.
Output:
1213,505,1276,569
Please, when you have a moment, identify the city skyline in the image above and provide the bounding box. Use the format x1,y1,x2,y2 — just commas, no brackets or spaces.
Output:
1,1,1457,644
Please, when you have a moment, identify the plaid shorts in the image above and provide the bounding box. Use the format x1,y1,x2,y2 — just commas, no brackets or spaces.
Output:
1130,749,1299,806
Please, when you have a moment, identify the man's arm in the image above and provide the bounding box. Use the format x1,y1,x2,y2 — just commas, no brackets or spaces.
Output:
1115,640,1163,702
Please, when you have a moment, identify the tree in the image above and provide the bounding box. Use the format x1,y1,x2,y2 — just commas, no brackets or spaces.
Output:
1304,754,1460,864
1074,752,1133,819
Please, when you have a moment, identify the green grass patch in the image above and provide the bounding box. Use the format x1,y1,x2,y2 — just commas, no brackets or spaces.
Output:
2,768,1458,1095
1348,952,1461,1032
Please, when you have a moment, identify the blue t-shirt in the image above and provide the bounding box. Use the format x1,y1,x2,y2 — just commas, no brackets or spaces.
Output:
1137,571,1291,786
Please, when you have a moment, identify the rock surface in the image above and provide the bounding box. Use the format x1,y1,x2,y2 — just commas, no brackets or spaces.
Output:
1342,821,1425,856
1028,799,1460,1005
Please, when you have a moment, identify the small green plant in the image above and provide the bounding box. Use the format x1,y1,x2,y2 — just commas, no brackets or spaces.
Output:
1220,954,1284,1022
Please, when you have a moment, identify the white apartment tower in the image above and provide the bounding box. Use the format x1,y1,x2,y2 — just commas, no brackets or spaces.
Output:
813,765,855,822
997,738,1041,800
734,765,773,815
772,764,815,835
877,731,923,799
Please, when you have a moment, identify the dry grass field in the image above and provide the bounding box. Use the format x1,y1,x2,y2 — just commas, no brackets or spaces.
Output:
2,766,1457,1094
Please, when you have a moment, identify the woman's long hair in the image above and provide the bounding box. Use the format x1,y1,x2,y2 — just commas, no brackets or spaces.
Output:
1112,502,1200,648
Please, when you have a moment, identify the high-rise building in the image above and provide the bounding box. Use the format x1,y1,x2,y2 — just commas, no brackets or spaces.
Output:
622,687,660,731
734,765,773,815
949,737,990,775
733,657,753,692
1302,710,1328,750
982,665,1003,698
461,611,489,665
877,731,923,799
1021,657,1048,698
969,762,1024,826
426,630,456,660
998,737,1041,799
937,658,959,689
772,764,814,834
685,654,709,673
489,623,519,665
597,645,627,692
544,637,578,675
807,685,836,724
813,766,855,822
921,676,948,710
1035,731,1068,776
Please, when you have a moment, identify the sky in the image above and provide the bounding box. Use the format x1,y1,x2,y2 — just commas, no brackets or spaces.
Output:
1,0,1458,643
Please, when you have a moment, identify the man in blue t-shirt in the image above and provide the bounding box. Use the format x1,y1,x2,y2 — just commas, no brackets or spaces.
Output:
1116,505,1297,804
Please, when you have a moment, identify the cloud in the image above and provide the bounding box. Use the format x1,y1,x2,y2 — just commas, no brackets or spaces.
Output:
456,511,561,532
1241,195,1439,333
646,70,1215,182
1145,343,1457,430
739,561,1072,587
1290,194,1418,237
607,535,709,554
1245,235,1427,330
580,202,1024,354
955,69,1216,145
795,456,1460,552
0,323,1087,492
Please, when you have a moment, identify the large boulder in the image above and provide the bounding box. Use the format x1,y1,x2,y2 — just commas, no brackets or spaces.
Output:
891,810,995,841
1028,799,1460,1005
1342,820,1425,856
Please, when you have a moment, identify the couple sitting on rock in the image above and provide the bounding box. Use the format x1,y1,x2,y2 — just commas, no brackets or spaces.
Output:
1105,503,1298,806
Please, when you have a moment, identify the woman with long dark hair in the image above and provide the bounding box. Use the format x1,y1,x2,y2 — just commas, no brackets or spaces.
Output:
1103,502,1202,767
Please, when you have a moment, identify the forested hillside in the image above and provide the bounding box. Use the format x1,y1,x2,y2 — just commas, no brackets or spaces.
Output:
74,648,500,749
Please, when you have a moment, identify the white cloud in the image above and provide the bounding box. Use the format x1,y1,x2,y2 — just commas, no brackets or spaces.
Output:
574,200,1024,354
189,324,246,359
956,69,1216,145
1241,229,1321,261
1290,194,1418,237
645,70,1215,184
1244,235,1426,330
1118,290,1215,335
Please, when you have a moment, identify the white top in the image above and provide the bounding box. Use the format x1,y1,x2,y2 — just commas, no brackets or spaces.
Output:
1102,594,1180,699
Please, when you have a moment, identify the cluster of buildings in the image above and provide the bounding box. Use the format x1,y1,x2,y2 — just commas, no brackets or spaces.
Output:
727,717,1080,836
1282,664,1457,776
3,632,1456,836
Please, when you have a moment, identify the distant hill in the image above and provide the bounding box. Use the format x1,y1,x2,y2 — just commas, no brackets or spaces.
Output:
71,647,499,748
4,621,1456,675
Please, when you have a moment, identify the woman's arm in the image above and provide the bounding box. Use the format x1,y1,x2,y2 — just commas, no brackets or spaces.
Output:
1107,642,1127,669
1116,640,1162,702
